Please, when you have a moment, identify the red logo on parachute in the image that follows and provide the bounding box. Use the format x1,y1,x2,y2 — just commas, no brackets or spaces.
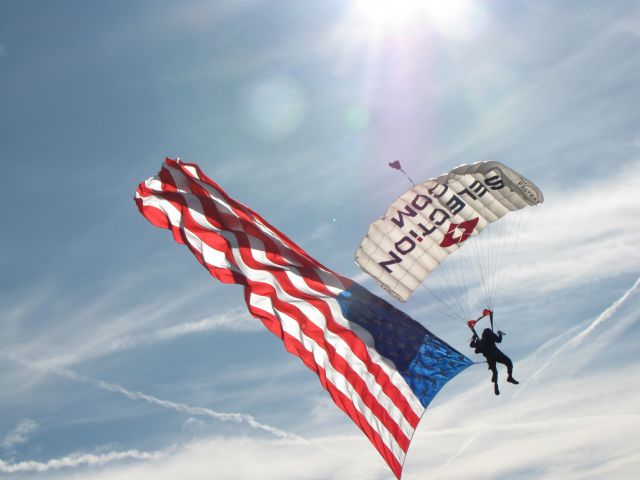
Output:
439,217,479,248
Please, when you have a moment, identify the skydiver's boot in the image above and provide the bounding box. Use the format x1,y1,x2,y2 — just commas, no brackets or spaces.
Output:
507,376,519,385
494,383,500,395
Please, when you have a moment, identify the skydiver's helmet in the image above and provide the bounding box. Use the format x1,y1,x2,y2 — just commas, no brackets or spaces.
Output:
481,328,493,340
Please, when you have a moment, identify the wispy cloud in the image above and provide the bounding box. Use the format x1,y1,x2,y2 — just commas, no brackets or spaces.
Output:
372,159,640,330
1,419,38,450
500,161,640,295
40,307,261,369
1,262,233,373
0,448,164,473
516,275,640,396
40,436,378,480
10,278,638,479
6,277,630,480
568,275,640,345
1,1,637,479
306,221,335,245
400,278,640,479
413,160,640,314
10,355,302,442
438,9,640,172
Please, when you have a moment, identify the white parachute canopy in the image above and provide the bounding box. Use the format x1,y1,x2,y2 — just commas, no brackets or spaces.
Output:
355,161,544,306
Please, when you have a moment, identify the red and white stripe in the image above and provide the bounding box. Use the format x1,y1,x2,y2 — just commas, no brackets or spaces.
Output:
135,159,426,478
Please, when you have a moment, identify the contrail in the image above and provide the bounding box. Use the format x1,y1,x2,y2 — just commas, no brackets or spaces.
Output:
423,411,640,479
519,275,640,392
424,275,640,466
430,432,482,479
0,448,164,473
42,309,261,369
568,275,640,347
10,355,304,442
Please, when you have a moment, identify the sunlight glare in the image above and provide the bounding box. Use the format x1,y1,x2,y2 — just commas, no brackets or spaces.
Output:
350,0,486,40
425,0,487,40
352,0,428,36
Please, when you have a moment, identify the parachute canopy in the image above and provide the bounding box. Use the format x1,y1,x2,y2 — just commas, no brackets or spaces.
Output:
355,161,544,302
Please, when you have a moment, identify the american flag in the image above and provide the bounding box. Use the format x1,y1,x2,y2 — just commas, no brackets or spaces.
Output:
135,158,472,478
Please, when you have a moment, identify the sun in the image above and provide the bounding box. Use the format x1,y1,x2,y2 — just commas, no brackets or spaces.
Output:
348,0,485,40
351,0,428,35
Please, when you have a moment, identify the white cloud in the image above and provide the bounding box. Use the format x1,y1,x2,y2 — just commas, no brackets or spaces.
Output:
499,160,640,294
10,356,301,442
401,278,640,479
4,159,635,480
181,417,207,432
522,276,640,387
43,436,383,480
0,448,164,474
1,268,216,368
41,307,262,369
410,160,640,320
1,419,38,450
4,272,247,371
11,275,640,479
307,221,335,244
91,159,638,365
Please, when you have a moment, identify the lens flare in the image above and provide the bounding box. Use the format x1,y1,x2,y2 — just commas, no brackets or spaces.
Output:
242,75,307,142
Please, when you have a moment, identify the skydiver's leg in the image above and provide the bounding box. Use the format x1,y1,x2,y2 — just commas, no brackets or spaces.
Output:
497,352,519,384
488,359,497,383
487,360,499,395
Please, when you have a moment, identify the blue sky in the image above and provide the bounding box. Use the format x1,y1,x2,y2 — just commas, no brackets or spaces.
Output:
1,1,639,478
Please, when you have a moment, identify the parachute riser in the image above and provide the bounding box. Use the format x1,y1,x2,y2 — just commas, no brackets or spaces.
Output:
467,309,495,337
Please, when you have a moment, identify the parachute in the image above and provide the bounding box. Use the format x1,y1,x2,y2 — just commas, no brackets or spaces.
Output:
355,161,543,312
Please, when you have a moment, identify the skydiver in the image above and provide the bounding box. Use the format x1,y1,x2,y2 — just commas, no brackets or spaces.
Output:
469,310,519,395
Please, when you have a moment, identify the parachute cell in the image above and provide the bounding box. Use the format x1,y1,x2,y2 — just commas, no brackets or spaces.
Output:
355,161,544,302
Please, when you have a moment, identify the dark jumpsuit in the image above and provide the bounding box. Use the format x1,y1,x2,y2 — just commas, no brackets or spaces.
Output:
470,328,514,383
